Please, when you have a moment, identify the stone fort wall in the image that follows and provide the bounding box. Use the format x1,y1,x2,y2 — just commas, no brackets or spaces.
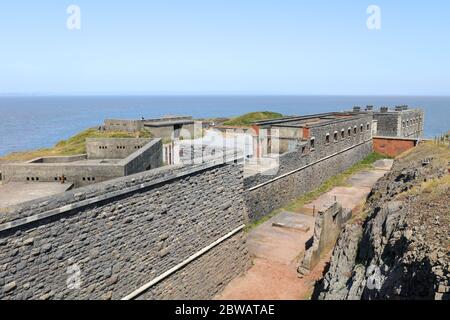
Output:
245,114,373,222
0,158,250,300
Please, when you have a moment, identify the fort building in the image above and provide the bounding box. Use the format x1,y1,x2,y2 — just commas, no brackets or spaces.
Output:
372,105,424,138
0,106,427,300
0,138,163,190
104,115,199,141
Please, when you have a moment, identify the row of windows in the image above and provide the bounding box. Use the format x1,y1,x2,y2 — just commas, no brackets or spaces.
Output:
82,177,96,182
402,117,421,128
324,123,370,144
98,145,143,150
26,177,40,181
307,123,370,150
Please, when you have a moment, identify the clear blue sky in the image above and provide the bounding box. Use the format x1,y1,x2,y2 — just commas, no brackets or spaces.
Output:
0,1,449,95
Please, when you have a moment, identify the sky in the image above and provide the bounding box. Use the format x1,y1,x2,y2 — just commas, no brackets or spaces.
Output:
0,1,449,95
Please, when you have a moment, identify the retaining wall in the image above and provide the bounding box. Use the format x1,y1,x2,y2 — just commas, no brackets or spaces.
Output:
0,158,250,300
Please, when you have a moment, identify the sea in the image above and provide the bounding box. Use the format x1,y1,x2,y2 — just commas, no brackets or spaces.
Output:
0,95,449,157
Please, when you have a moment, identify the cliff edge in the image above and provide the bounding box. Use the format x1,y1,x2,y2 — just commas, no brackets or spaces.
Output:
313,142,450,300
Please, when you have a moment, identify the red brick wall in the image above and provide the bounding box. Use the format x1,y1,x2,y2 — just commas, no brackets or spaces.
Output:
373,137,417,157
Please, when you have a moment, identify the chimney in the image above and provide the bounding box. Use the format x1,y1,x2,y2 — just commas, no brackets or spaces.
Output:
353,106,361,112
380,107,389,113
366,105,374,111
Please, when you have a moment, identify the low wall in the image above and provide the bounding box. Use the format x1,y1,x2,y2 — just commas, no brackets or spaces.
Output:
0,158,250,300
0,161,124,187
122,139,163,175
298,202,351,276
373,136,418,157
245,141,372,222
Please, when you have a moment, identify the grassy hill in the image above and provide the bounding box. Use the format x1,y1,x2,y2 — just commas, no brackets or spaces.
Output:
0,128,152,162
222,111,283,127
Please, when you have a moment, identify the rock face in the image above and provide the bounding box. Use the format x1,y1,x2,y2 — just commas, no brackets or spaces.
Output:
314,144,450,300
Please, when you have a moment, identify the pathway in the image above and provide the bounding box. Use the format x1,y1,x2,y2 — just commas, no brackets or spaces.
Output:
215,159,393,300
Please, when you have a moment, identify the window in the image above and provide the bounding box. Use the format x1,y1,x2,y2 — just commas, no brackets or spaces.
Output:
334,132,338,142
310,138,315,150
354,126,357,135
360,125,363,133
348,128,351,138
341,129,345,139
367,123,370,131
326,134,330,144
302,146,306,155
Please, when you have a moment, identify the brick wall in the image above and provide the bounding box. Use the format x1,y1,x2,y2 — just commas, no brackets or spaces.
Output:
373,137,417,157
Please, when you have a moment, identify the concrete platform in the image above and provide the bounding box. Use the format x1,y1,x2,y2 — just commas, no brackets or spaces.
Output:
272,211,310,232
247,211,314,265
0,182,73,208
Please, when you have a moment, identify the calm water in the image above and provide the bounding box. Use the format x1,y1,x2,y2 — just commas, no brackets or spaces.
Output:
0,95,449,156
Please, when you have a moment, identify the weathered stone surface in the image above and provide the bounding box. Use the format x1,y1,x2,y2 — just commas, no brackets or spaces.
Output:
0,159,250,300
245,114,373,222
314,146,449,300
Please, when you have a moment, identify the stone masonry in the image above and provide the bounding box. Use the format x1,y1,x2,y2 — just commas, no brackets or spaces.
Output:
0,158,250,300
245,113,373,222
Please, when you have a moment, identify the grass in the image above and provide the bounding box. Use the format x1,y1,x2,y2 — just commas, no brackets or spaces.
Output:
0,128,153,162
283,152,388,212
245,152,388,231
222,111,283,127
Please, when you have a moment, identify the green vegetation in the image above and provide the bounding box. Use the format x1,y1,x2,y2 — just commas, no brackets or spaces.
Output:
245,152,388,231
0,128,153,162
222,111,283,127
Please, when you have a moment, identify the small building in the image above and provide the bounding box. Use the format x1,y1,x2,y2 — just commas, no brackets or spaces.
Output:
372,106,424,138
104,115,199,141
251,111,374,157
0,138,163,188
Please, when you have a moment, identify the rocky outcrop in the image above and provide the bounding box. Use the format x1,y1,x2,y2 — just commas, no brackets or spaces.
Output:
314,143,450,300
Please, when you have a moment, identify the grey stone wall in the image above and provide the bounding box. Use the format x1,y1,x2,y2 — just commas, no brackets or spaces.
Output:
139,231,251,300
0,159,250,300
245,114,373,222
374,108,424,138
374,113,400,137
246,141,372,222
399,109,424,138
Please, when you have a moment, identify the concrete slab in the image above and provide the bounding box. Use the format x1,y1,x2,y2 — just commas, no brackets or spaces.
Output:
247,211,315,265
272,211,310,232
0,182,73,208
373,159,394,171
